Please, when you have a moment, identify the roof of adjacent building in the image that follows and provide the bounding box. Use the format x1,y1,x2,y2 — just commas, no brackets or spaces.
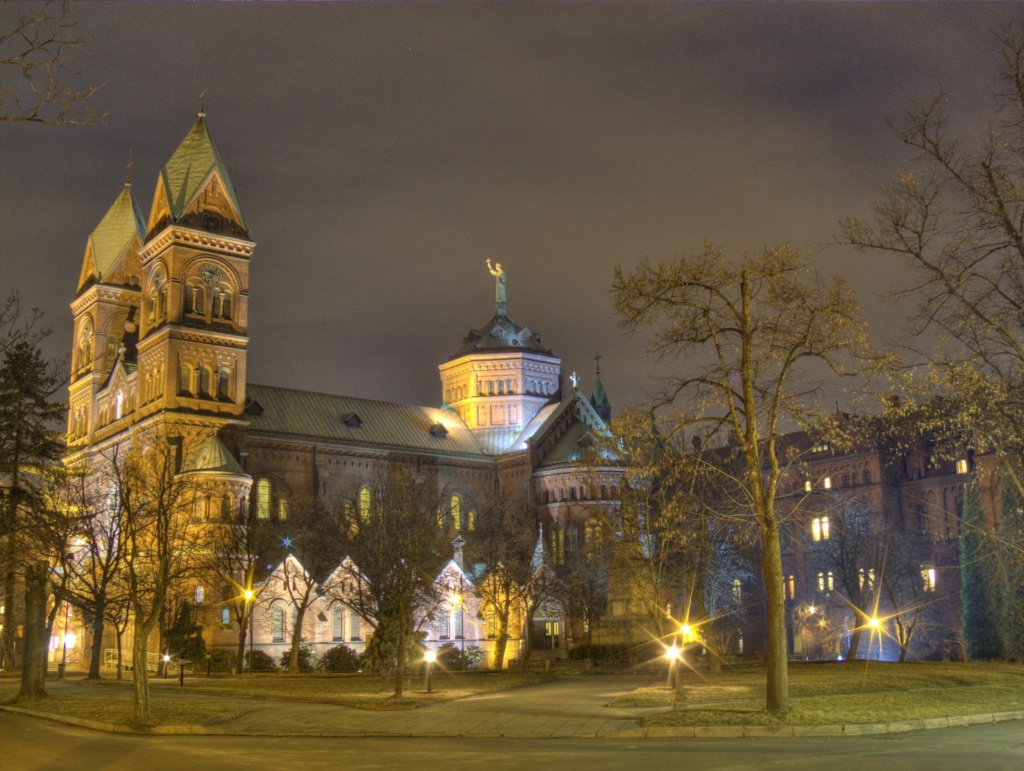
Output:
160,116,246,228
244,383,493,459
182,434,248,477
450,312,553,359
85,184,145,283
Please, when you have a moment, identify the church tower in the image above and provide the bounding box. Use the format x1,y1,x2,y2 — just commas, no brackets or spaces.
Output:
439,262,561,454
589,354,612,423
66,112,255,459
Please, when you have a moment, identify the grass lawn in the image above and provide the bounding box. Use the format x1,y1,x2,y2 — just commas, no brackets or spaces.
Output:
1,669,554,726
2,690,234,727
625,661,1024,726
153,669,554,709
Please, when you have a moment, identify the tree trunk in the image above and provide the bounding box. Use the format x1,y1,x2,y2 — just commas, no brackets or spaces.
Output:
1,560,17,670
846,614,865,661
236,616,248,674
519,608,535,673
116,627,123,680
18,561,50,699
132,618,154,724
88,608,105,679
287,604,307,673
491,610,509,670
393,616,405,698
760,523,789,713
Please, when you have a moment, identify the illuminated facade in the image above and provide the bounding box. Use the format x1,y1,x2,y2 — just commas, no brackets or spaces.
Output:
64,113,622,669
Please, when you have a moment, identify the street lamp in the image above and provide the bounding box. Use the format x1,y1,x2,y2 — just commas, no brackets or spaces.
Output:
424,649,437,693
244,589,255,674
162,654,170,679
665,645,680,688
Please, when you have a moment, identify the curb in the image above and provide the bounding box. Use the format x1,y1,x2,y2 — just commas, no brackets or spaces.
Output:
3,704,1023,739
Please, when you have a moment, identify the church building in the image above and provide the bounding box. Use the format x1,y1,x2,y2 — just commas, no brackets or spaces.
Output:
64,113,623,667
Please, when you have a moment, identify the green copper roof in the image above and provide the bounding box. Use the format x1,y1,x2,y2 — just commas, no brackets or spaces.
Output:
451,313,553,358
244,383,492,459
160,117,246,228
181,435,248,477
87,184,144,282
589,375,611,421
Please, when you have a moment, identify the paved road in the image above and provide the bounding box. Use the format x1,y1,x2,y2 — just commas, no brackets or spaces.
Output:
2,711,1023,770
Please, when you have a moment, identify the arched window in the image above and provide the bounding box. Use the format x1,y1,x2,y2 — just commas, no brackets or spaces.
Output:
77,318,93,373
827,571,834,591
159,287,167,320
221,493,233,521
199,366,213,398
863,469,872,484
359,487,371,521
332,605,344,640
349,609,361,641
732,578,742,602
467,510,476,532
787,574,796,600
278,498,288,520
451,495,461,531
218,369,230,400
214,290,231,319
115,392,124,420
272,605,284,641
187,284,206,315
179,363,193,396
256,479,271,519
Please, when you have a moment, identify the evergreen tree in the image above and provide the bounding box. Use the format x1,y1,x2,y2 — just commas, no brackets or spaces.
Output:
1000,481,1024,661
960,482,1002,660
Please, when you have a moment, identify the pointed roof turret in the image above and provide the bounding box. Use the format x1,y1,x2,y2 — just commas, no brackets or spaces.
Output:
181,435,248,479
589,353,611,422
149,114,247,236
77,183,145,292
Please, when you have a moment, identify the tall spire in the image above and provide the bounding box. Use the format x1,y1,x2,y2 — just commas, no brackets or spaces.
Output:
590,352,612,422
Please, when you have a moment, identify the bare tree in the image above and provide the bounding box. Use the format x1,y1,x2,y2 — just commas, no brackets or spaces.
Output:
840,25,1024,502
332,466,449,697
277,495,342,673
0,0,105,125
467,490,537,670
613,242,874,713
108,433,204,724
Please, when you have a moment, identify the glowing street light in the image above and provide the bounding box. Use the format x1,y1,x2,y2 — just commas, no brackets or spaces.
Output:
424,649,437,693
162,654,170,679
665,644,680,688
868,617,880,630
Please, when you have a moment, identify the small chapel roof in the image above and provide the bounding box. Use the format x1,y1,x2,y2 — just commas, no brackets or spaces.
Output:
159,116,246,229
83,184,145,284
181,434,247,477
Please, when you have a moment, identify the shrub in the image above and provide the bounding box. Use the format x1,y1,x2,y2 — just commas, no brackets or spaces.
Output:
244,649,277,672
320,644,361,673
207,647,236,673
279,644,316,672
568,643,633,661
436,642,469,670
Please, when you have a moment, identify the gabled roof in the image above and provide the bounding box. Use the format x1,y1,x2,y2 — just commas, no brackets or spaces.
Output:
244,383,491,459
79,184,145,289
538,420,596,468
505,389,610,459
181,435,248,478
158,116,246,229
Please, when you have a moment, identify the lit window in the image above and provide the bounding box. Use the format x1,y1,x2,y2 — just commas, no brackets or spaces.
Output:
332,606,343,640
737,633,744,654
827,571,834,591
552,523,565,565
486,607,496,639
811,516,830,541
823,476,831,490
467,510,476,531
272,606,284,641
817,572,825,591
956,459,968,475
195,585,204,604
256,479,271,519
221,608,230,626
787,574,796,600
279,499,288,520
439,610,450,639
921,567,936,592
451,495,461,531
805,480,812,493
732,578,742,602
359,487,372,521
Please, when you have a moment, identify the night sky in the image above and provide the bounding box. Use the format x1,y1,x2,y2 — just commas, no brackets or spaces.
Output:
2,2,1019,414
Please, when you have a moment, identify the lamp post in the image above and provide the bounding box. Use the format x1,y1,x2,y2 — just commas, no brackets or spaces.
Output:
424,649,436,693
665,645,680,688
59,602,71,680
244,589,254,674
162,654,170,679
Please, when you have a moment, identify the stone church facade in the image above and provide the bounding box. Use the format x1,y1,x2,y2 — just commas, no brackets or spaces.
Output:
64,113,623,669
